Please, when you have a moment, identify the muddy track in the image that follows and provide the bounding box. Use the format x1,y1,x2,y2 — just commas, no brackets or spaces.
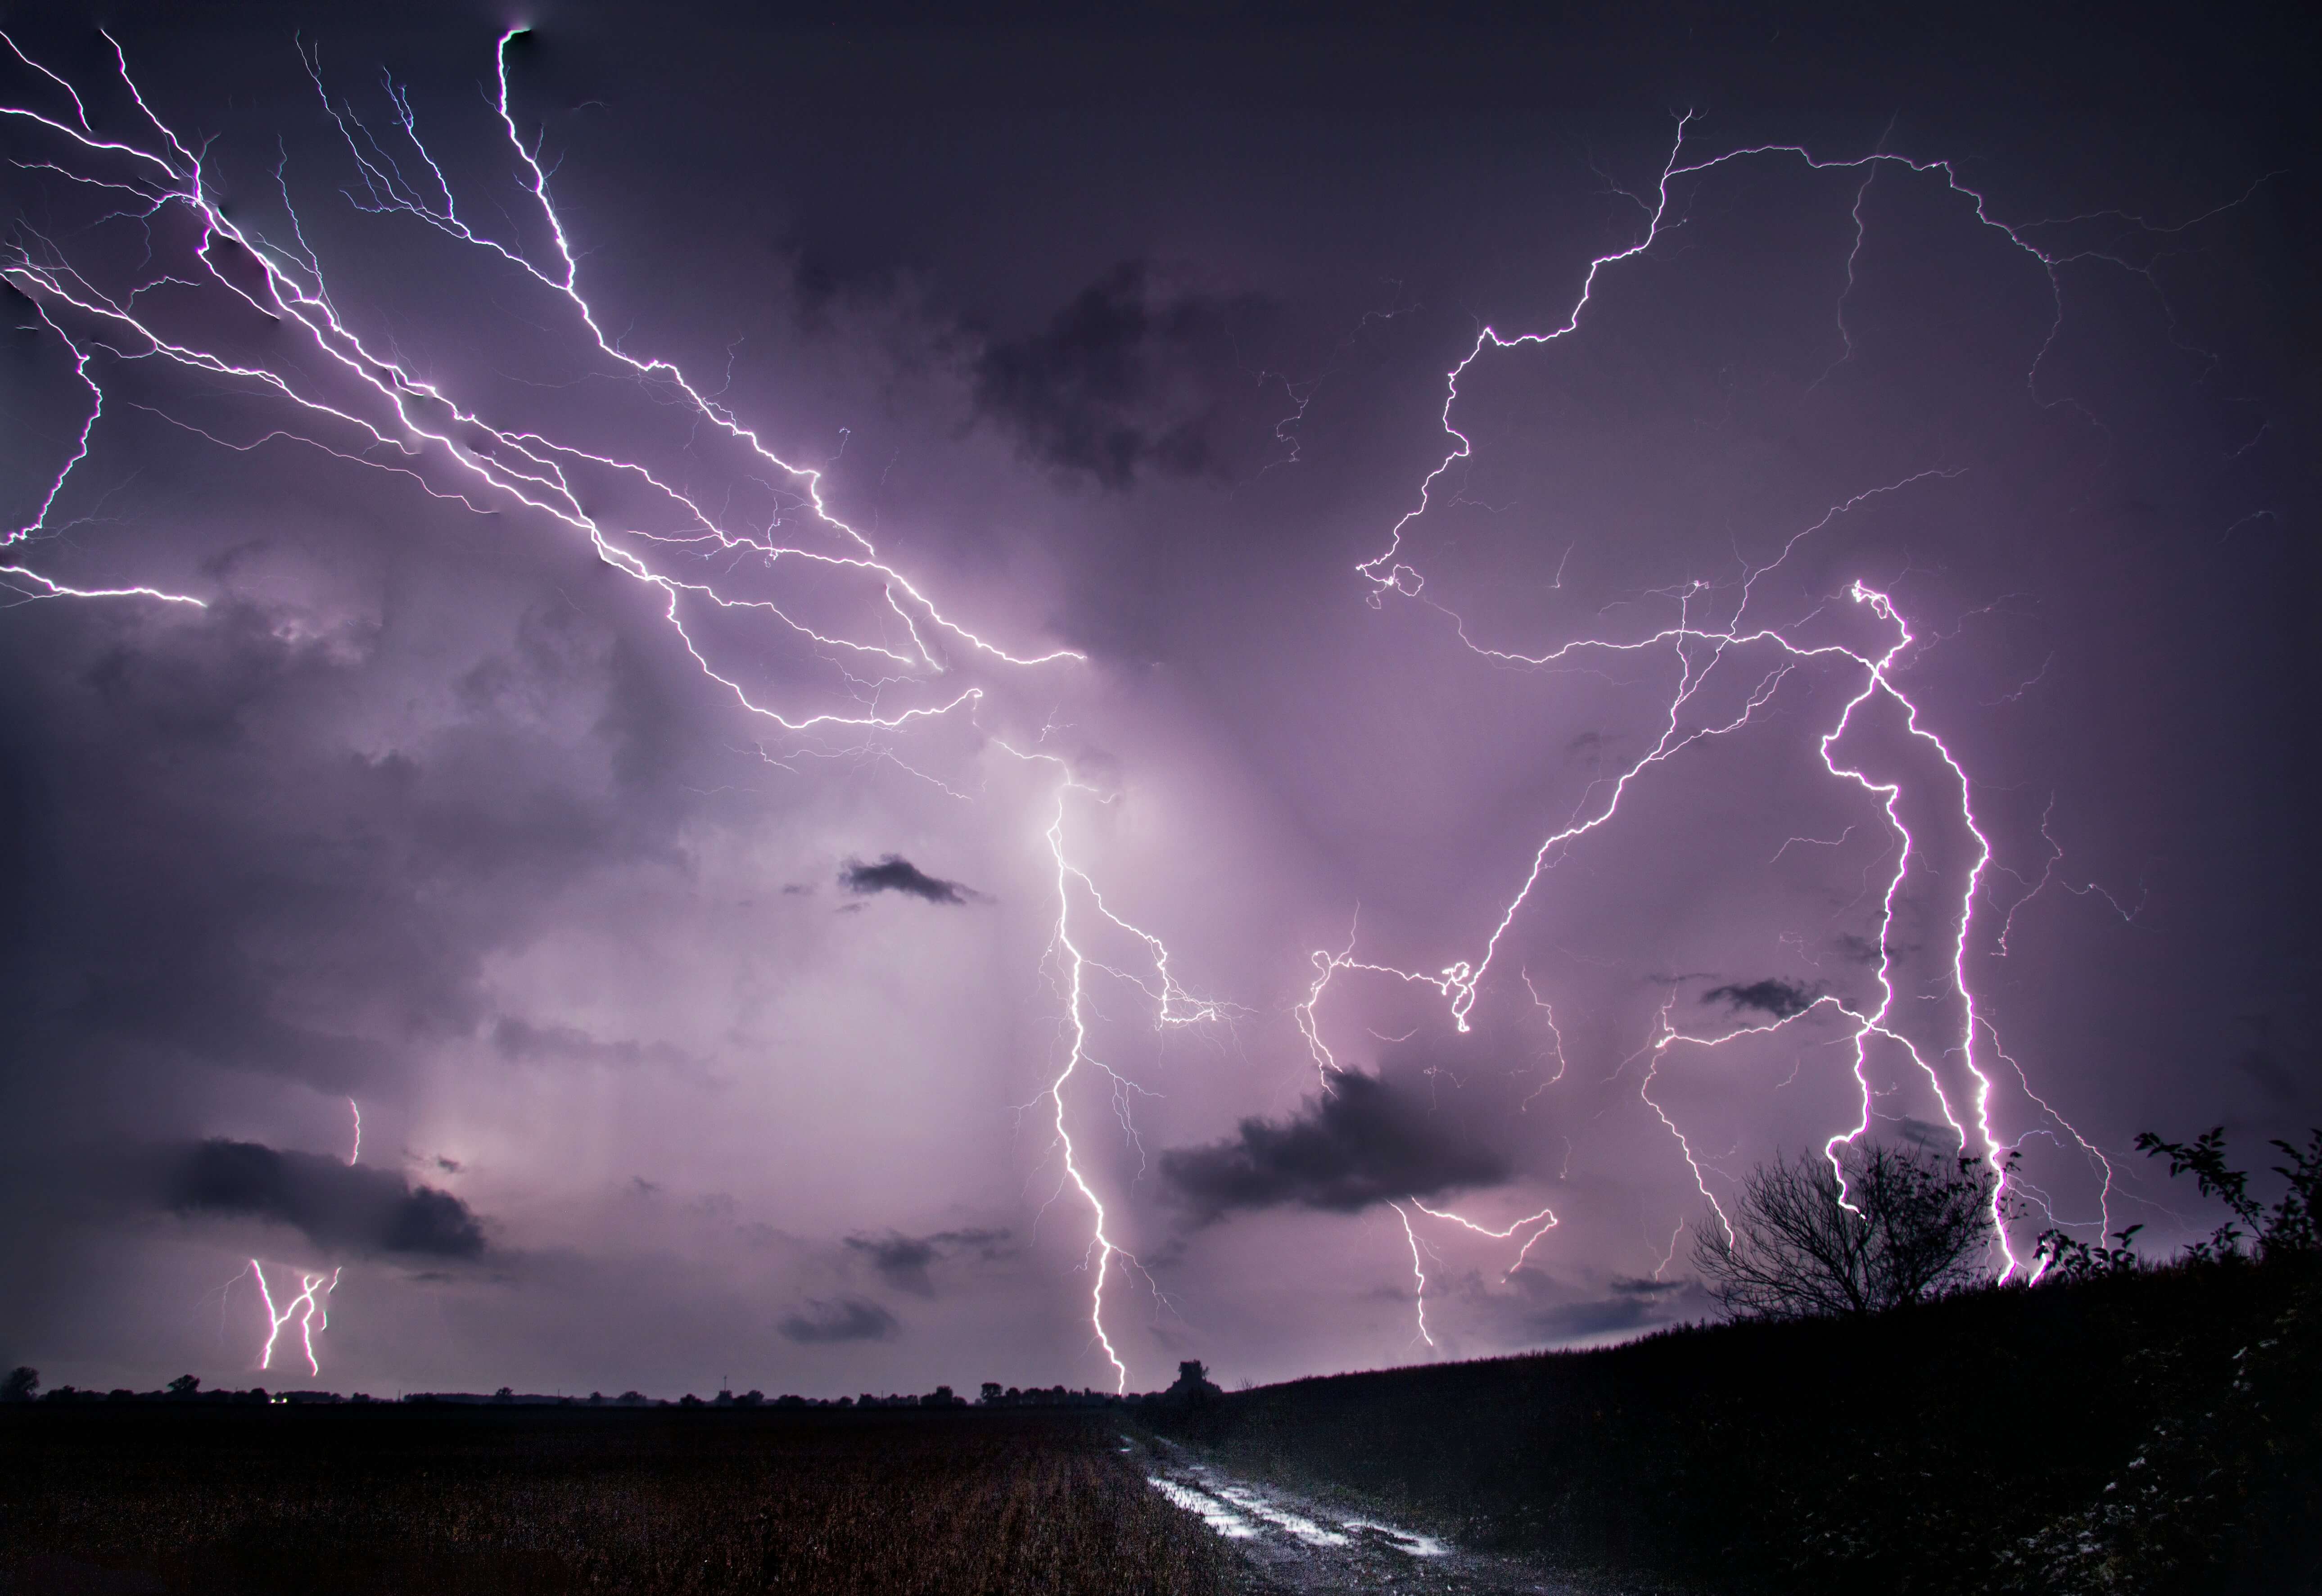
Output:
1130,1433,1595,1596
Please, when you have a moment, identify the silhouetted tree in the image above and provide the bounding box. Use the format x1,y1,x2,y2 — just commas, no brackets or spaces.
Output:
166,1374,200,1396
2,1366,36,1402
1692,1142,1995,1319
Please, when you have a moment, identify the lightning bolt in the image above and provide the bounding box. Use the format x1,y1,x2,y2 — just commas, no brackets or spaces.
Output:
0,27,1075,736
6,36,2245,1379
1315,111,2249,1308
1388,1202,1435,1349
248,1260,340,1379
1001,735,1231,1391
0,29,1217,1388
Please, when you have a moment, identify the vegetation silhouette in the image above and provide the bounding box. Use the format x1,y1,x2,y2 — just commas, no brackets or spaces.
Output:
1691,1140,1994,1318
1149,1122,2322,1593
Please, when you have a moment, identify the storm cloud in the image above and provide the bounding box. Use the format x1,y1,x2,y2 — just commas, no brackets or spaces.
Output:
971,262,1285,489
162,1139,486,1259
778,1297,900,1344
1701,979,1822,1021
838,855,985,905
1160,1071,1510,1221
844,1228,1013,1297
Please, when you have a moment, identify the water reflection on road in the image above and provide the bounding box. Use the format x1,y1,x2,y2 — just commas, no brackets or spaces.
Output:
1135,1434,1587,1595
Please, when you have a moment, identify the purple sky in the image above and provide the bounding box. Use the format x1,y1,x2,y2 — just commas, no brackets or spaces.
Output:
1,2,2313,1399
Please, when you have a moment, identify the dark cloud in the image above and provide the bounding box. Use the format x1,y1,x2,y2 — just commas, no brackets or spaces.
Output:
163,1139,485,1258
971,262,1286,489
777,1296,899,1344
0,589,702,1119
1701,978,1821,1020
1522,1293,1669,1340
1608,1276,1688,1297
838,855,985,905
1160,1070,1509,1221
843,1227,1014,1297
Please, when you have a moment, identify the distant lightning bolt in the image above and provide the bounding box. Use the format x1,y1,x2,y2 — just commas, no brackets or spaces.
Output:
1389,1202,1435,1349
249,1260,340,1379
346,1099,361,1167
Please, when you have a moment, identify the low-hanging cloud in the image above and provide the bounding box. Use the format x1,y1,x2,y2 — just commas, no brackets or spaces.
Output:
1159,1071,1509,1221
1701,978,1821,1020
162,1138,486,1258
778,1296,899,1344
839,854,986,905
843,1227,1013,1297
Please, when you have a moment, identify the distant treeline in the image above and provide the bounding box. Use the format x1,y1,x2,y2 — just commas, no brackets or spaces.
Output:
14,1378,1201,1413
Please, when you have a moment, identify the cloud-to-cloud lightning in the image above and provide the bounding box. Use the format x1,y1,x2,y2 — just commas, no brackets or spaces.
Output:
0,27,1074,732
1302,112,2247,1317
0,27,1205,1385
5,24,2268,1388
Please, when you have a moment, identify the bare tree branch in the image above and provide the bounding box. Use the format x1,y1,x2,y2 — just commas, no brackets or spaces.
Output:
1692,1143,1995,1319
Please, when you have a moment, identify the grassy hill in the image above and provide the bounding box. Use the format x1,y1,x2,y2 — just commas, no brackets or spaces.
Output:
1147,1253,2321,1593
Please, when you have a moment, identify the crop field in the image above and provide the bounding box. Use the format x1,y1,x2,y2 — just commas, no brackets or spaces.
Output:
0,1406,1238,1595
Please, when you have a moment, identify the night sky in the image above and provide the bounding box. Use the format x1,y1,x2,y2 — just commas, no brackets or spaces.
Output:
2,1,2313,1399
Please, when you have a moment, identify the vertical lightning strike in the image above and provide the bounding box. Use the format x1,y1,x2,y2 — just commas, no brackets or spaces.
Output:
1002,739,1229,1391
249,1260,340,1379
1389,1202,1435,1349
346,1099,361,1166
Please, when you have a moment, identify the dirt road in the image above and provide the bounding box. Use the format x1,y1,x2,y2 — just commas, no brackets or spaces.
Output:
1133,1433,1591,1596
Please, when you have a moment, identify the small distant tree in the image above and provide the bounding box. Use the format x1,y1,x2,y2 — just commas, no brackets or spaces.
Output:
979,1381,1003,1405
167,1374,200,1397
3,1367,36,1403
1693,1142,1996,1319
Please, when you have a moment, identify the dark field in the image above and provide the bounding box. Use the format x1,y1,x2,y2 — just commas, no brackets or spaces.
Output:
0,1407,1237,1596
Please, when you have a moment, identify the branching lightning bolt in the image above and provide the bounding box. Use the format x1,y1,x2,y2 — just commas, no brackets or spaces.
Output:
248,1259,340,1379
1317,111,2246,1308
0,28,1231,1388
1000,734,1233,1390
